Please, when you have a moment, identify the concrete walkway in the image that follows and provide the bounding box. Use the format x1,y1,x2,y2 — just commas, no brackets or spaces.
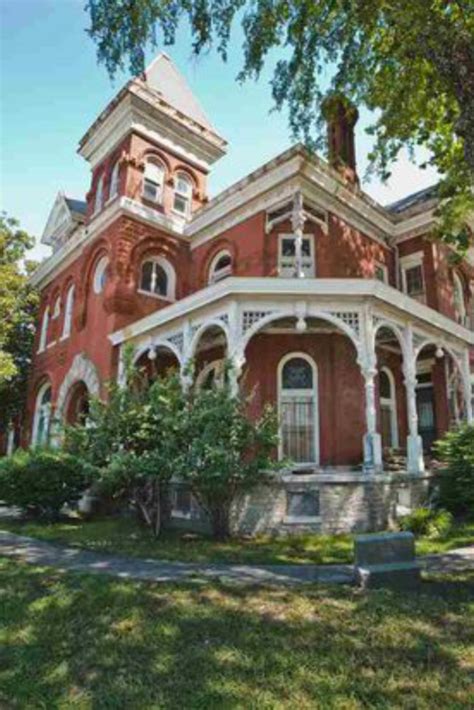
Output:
0,530,473,587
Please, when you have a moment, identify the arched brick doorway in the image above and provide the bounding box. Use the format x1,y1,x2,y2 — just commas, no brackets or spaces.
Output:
64,381,90,426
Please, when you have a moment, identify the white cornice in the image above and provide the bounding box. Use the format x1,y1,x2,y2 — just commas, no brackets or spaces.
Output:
79,87,226,170
109,277,474,347
29,197,187,289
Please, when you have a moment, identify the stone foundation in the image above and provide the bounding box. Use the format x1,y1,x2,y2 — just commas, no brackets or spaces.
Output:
167,470,438,537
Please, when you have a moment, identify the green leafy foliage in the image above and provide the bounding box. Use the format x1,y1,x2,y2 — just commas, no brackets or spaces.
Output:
86,0,474,247
434,424,474,516
399,507,453,539
177,382,280,539
67,356,280,539
0,212,38,435
0,448,90,520
65,351,187,535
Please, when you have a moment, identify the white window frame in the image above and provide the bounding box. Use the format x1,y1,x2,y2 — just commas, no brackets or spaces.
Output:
142,159,165,204
38,306,50,353
277,352,319,467
278,233,315,278
109,160,120,201
61,284,75,340
452,271,466,325
374,262,388,284
172,172,193,217
379,366,399,449
138,256,176,301
400,252,425,302
32,382,52,447
208,250,232,284
94,174,105,215
93,256,109,295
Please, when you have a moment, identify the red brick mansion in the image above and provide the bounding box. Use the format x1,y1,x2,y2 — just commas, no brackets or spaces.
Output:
25,54,474,533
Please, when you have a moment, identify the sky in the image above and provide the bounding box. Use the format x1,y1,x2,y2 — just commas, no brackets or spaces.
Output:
1,0,439,262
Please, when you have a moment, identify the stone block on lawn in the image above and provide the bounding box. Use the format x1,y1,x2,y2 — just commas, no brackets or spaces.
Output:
354,531,420,589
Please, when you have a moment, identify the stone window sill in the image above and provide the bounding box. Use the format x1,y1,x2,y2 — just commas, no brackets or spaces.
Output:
283,516,321,525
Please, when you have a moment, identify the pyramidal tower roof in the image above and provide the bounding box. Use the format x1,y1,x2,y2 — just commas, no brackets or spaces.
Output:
144,53,214,132
78,51,226,167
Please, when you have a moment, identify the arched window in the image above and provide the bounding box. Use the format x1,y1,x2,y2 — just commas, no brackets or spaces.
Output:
109,160,120,200
139,257,175,300
94,174,105,214
173,172,192,216
379,367,399,449
62,284,75,339
278,353,319,466
143,159,165,203
209,251,232,284
93,256,109,294
453,271,466,325
38,306,50,353
32,383,52,447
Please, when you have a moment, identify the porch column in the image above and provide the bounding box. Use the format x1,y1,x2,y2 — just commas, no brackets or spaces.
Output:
361,365,383,472
228,352,246,397
461,349,473,424
180,320,194,391
291,191,306,278
359,308,382,472
403,326,425,474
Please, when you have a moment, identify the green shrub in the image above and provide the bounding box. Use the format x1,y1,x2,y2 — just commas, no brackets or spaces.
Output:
0,448,90,520
434,424,474,516
399,507,453,539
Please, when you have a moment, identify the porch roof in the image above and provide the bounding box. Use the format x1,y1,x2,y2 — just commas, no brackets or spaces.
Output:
109,277,474,348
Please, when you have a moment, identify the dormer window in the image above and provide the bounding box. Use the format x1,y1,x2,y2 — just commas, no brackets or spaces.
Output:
278,234,315,277
94,175,105,214
143,159,164,203
109,161,120,200
173,173,192,217
209,251,232,283
453,271,466,325
139,257,175,300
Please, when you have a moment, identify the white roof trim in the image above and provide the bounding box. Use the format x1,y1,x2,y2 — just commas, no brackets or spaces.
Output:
109,277,474,347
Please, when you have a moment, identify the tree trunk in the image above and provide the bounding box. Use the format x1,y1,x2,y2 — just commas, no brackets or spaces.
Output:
210,504,231,541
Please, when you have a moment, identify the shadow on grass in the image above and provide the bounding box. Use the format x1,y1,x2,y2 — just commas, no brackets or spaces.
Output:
1,558,473,708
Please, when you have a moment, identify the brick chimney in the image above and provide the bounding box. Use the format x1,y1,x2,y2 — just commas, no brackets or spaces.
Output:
322,94,359,187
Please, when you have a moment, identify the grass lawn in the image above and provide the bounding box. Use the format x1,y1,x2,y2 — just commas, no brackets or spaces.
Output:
1,557,473,708
1,515,473,565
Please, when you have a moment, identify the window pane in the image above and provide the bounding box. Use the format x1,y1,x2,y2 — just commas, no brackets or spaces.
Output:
282,358,313,389
286,491,319,518
282,238,296,257
143,179,159,201
379,371,391,399
176,175,191,195
140,261,154,292
173,194,188,214
215,254,231,271
153,264,168,296
301,238,311,257
406,265,424,295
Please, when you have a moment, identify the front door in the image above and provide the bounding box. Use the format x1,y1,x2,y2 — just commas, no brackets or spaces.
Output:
416,387,437,452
